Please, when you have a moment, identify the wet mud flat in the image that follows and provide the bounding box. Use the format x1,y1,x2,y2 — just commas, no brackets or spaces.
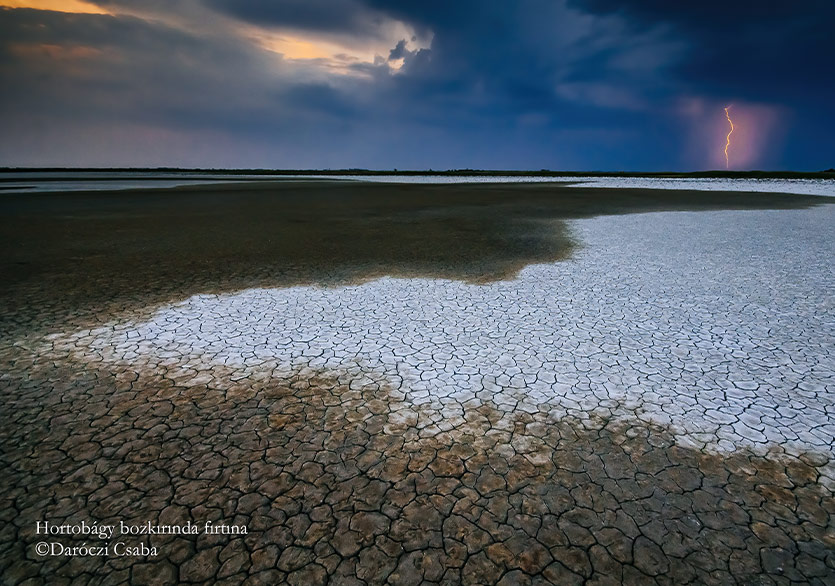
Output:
0,180,828,335
1,182,834,584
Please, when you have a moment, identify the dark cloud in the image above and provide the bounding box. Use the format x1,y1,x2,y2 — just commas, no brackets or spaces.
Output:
203,0,396,40
572,0,829,29
0,7,360,165
387,39,409,61
0,9,278,125
0,1,832,169
571,0,835,99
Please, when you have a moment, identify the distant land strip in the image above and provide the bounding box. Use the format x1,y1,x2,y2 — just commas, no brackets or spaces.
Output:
1,168,834,180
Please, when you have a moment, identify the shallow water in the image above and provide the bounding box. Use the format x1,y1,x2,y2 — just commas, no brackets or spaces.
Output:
331,175,835,196
0,172,275,193
2,171,833,196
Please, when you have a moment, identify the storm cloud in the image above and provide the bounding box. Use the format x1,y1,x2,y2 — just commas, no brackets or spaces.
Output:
0,0,831,169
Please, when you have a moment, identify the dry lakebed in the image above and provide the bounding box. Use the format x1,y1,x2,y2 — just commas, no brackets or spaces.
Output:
1,180,834,585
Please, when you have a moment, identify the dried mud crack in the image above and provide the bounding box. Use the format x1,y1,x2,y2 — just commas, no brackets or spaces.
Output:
2,360,833,585
1,186,833,585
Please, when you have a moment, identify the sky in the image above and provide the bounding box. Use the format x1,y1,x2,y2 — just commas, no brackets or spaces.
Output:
0,0,833,171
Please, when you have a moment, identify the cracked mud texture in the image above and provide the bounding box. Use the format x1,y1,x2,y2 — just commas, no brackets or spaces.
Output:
1,183,834,585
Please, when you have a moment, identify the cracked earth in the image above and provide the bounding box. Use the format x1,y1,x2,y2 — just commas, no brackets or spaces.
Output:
2,205,834,585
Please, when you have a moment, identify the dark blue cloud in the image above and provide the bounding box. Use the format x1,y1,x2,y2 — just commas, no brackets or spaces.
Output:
204,0,392,39
571,0,835,100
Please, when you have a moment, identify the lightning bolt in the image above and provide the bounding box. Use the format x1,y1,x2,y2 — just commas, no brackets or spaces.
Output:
724,105,734,169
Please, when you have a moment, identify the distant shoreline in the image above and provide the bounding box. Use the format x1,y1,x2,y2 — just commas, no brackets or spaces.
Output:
2,167,834,180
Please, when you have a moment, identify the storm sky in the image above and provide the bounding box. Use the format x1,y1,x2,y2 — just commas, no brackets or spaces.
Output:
1,0,832,170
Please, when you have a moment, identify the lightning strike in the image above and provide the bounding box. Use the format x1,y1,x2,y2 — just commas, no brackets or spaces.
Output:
724,105,734,169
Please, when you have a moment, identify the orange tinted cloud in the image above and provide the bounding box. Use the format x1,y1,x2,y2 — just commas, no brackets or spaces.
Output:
257,35,332,61
0,0,109,14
